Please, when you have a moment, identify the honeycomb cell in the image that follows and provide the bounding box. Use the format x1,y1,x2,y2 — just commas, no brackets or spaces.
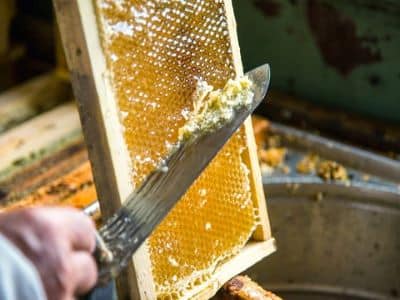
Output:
95,1,258,298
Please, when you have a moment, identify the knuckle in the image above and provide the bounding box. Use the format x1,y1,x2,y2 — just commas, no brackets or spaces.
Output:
20,208,39,223
41,225,61,247
79,213,96,232
22,208,54,233
55,257,73,292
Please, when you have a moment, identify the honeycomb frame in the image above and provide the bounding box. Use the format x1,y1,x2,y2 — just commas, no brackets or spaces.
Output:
53,0,276,299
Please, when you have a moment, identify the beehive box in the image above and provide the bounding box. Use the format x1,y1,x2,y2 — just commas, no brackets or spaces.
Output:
53,0,275,299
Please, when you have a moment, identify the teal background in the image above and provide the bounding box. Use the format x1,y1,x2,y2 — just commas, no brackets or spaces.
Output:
12,0,400,123
233,0,400,123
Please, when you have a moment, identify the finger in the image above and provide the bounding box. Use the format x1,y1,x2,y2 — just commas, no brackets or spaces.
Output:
68,217,96,252
42,207,97,252
70,251,98,295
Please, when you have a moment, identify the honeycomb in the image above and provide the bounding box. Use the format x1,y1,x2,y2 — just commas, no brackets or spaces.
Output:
94,1,259,298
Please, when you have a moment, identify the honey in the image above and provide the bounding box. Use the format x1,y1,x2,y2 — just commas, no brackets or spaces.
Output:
178,77,253,142
94,1,259,298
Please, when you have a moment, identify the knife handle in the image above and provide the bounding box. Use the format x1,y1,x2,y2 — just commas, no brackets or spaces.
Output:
93,231,113,267
78,232,114,300
78,281,116,300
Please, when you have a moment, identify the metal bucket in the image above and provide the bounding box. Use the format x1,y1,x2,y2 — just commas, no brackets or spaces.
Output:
245,124,400,300
245,181,400,300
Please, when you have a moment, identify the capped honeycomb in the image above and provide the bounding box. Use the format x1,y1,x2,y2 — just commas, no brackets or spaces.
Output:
94,0,260,298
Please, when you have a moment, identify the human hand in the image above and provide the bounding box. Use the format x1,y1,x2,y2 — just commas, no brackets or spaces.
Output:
0,207,98,300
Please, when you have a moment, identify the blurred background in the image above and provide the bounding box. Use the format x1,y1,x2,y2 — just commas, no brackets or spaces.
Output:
0,0,399,299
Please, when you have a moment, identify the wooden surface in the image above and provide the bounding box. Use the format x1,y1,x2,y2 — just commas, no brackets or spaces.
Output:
53,0,133,218
0,140,87,208
0,74,92,211
0,101,82,181
0,72,72,133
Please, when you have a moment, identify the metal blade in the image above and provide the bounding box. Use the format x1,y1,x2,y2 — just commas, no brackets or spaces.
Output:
96,64,270,284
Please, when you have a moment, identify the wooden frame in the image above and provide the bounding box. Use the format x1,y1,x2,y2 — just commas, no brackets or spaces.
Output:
53,1,275,299
0,102,80,173
224,0,271,242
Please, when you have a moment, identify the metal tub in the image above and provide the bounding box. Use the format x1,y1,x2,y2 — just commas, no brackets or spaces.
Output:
246,124,400,300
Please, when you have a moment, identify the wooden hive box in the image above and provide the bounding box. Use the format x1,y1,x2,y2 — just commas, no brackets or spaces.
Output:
53,0,276,299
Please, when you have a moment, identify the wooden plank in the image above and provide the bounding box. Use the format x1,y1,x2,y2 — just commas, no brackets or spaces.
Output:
0,71,72,133
53,0,133,217
0,102,82,181
0,140,87,208
54,20,69,79
194,240,276,300
0,161,96,212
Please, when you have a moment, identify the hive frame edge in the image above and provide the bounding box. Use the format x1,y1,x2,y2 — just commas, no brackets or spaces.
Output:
224,0,272,242
187,239,276,300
